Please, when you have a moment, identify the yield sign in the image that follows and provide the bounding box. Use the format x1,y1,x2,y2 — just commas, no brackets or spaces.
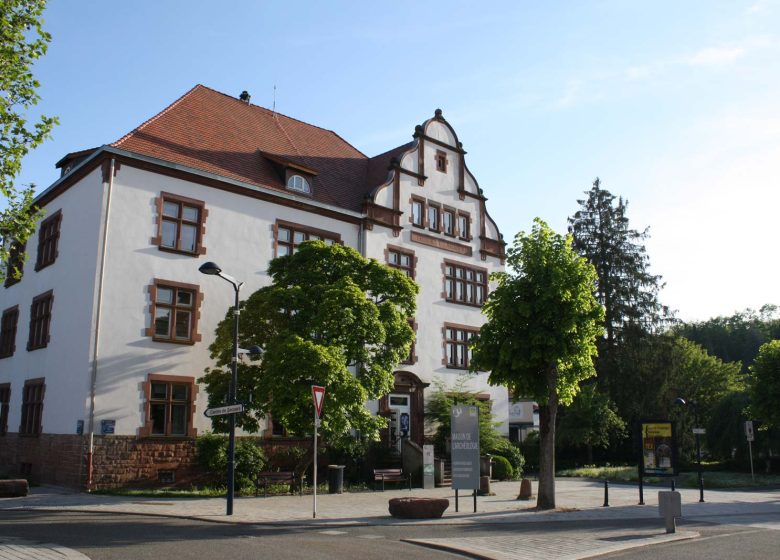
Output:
311,385,325,418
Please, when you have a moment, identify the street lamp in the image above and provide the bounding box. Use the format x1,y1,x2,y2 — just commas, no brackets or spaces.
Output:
199,261,243,516
674,397,704,502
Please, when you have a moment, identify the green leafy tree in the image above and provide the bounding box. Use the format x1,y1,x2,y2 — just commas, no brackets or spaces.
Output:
557,382,626,464
1,0,58,281
199,241,417,444
470,218,604,509
748,340,780,430
424,375,502,455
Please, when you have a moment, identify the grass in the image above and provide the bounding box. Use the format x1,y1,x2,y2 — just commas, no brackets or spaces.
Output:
557,466,780,488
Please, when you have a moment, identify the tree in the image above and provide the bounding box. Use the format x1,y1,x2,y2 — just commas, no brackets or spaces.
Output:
557,382,626,464
748,340,780,430
1,0,58,282
199,241,418,444
568,179,666,392
470,218,604,509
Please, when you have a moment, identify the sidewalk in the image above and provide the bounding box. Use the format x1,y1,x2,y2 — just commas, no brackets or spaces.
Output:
1,478,778,559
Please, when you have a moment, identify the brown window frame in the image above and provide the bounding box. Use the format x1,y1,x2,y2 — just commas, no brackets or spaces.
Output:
20,378,45,436
457,211,471,241
0,383,10,436
427,202,441,233
442,208,456,237
0,306,19,358
273,220,340,257
5,241,25,287
27,290,53,351
152,192,208,256
444,260,488,307
401,318,418,365
146,280,203,345
435,150,448,173
140,374,198,438
385,245,416,279
410,197,425,228
443,324,479,370
35,210,62,271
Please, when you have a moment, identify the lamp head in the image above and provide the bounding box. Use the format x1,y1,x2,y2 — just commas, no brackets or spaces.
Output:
199,261,222,276
674,397,687,407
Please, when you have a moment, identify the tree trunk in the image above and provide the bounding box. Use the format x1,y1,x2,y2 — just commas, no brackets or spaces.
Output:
537,368,559,510
586,444,593,465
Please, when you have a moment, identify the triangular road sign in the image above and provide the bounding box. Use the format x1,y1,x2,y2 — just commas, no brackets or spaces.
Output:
312,385,325,418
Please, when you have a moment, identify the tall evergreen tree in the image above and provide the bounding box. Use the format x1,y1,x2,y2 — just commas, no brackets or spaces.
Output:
568,178,667,347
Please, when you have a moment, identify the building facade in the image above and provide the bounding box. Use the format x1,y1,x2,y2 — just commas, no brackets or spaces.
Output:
0,85,506,489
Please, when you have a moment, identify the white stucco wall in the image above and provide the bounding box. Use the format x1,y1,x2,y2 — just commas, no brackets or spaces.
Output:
0,167,105,435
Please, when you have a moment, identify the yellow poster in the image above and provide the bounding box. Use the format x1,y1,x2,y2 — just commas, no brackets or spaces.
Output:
640,421,676,476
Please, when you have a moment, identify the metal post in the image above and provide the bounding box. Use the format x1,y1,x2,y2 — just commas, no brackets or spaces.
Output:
602,479,609,507
455,488,459,512
473,489,477,513
694,404,704,503
226,283,241,516
671,479,675,491
638,474,644,505
748,439,755,483
313,406,318,518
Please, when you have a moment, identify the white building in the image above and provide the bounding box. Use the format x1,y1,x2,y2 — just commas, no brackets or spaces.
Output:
0,85,506,489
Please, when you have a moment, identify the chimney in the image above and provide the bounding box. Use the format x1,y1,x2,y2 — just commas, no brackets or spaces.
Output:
239,91,251,104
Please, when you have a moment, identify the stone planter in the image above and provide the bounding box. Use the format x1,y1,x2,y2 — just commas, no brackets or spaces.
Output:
0,479,29,498
388,497,449,519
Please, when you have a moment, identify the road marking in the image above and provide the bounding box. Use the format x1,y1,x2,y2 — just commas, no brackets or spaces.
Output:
358,535,385,539
319,530,348,536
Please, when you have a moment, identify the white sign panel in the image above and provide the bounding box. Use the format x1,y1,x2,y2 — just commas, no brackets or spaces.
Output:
204,404,245,417
451,405,480,490
745,420,755,442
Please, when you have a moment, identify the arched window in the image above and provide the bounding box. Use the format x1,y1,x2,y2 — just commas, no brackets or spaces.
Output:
286,174,311,194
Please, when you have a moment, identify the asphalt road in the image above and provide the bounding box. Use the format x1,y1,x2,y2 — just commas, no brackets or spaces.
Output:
1,511,778,560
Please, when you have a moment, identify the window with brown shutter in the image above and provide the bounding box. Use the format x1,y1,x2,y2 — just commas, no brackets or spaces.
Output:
35,211,61,271
0,306,19,358
27,291,53,351
0,384,10,435
20,378,45,436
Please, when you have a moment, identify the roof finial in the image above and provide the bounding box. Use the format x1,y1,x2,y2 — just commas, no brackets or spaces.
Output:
272,84,277,116
434,108,443,118
239,90,251,104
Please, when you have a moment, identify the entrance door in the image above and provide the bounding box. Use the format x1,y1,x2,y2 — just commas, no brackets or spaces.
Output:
388,394,410,453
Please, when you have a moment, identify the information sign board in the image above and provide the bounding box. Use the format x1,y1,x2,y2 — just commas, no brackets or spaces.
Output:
745,420,755,442
451,405,480,490
640,421,677,477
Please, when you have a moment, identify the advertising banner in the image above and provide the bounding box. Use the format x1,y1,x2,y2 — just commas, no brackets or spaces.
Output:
640,421,677,477
451,405,480,490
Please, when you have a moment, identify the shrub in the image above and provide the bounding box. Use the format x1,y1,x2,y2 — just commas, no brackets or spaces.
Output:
196,433,267,491
489,438,525,479
492,455,514,481
521,431,540,473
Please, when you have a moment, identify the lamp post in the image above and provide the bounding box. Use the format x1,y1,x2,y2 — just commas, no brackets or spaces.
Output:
199,261,243,516
674,397,704,502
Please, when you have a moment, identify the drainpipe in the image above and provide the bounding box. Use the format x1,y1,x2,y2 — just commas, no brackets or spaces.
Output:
358,220,365,257
86,157,115,491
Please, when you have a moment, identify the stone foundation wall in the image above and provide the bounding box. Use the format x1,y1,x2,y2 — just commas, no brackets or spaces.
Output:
0,433,86,488
90,436,199,490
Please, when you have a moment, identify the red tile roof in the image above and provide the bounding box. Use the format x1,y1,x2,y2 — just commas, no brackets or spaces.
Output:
109,85,406,212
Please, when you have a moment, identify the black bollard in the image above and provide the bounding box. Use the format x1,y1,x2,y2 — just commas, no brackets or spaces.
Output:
671,479,675,491
603,478,609,507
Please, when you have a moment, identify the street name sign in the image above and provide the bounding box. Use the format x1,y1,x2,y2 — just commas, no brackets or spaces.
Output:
692,428,706,435
204,404,245,417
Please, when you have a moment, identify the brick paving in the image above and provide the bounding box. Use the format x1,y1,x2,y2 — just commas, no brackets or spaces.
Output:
1,479,777,559
0,536,90,560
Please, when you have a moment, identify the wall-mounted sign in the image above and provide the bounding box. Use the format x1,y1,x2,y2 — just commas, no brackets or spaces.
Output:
76,419,84,435
640,421,677,477
451,405,480,490
100,419,116,435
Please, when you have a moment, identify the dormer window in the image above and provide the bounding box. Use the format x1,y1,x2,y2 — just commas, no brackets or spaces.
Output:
287,174,311,194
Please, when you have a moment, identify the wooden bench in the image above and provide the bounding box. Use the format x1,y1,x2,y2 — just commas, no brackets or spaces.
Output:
373,468,411,491
255,471,300,497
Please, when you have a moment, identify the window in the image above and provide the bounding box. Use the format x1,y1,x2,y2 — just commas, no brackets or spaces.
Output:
411,199,424,227
427,204,440,232
4,241,25,287
435,150,448,173
27,290,53,351
271,417,287,437
148,281,202,344
443,209,455,236
155,193,206,255
0,384,9,435
457,213,470,240
274,220,339,257
35,210,61,271
401,319,417,365
386,246,415,278
141,374,197,437
20,378,45,436
0,306,19,358
445,262,487,306
445,325,478,369
286,174,311,194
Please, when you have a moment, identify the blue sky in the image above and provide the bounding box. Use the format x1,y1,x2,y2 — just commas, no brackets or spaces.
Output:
17,0,780,321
